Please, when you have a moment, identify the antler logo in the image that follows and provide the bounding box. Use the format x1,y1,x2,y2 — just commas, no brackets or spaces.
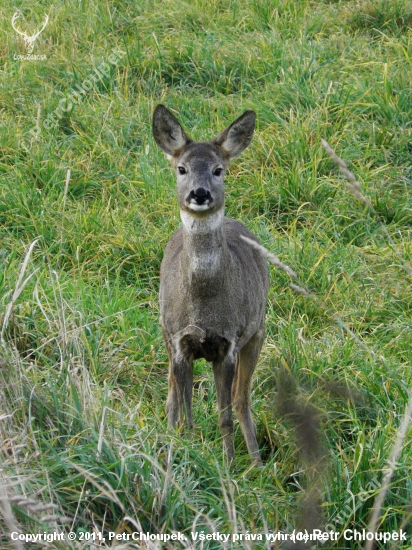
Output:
12,11,49,54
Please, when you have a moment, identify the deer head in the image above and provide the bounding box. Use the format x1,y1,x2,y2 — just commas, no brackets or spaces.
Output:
12,11,49,54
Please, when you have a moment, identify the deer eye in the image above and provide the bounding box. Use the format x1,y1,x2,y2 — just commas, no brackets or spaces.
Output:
178,166,187,175
213,168,223,177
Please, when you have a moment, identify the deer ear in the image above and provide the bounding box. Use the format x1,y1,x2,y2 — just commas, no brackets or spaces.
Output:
213,110,256,159
152,105,191,156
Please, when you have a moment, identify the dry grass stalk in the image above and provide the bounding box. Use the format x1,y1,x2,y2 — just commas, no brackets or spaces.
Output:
289,283,310,297
62,168,71,210
241,237,380,363
331,313,379,361
321,139,364,192
364,390,412,550
0,483,24,550
1,238,40,341
97,405,109,455
240,236,297,278
321,139,412,280
159,441,174,522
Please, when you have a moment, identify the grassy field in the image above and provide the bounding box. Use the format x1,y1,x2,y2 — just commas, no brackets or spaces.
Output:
1,0,411,548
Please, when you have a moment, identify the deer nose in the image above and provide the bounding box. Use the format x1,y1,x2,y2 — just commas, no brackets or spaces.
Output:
189,187,212,204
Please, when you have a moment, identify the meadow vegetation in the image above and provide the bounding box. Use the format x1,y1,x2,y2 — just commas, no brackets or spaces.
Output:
1,0,411,548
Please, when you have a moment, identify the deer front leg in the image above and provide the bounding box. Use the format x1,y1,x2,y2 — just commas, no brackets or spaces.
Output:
166,351,194,431
213,355,236,464
232,330,264,466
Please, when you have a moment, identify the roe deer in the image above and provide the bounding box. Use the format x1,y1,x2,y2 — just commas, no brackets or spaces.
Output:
153,105,269,465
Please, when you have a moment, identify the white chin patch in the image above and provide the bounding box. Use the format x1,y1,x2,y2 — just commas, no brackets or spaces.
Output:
180,209,224,233
187,202,210,212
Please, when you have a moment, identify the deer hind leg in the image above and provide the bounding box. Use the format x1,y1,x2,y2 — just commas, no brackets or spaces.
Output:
232,329,264,466
212,353,236,464
166,343,194,431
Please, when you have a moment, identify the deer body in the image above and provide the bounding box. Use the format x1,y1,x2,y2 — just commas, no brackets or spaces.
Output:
153,106,269,465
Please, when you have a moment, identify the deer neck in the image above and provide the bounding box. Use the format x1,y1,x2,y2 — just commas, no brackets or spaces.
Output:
180,209,227,285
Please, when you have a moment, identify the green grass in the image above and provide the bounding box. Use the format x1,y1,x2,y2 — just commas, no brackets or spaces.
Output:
1,0,411,548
